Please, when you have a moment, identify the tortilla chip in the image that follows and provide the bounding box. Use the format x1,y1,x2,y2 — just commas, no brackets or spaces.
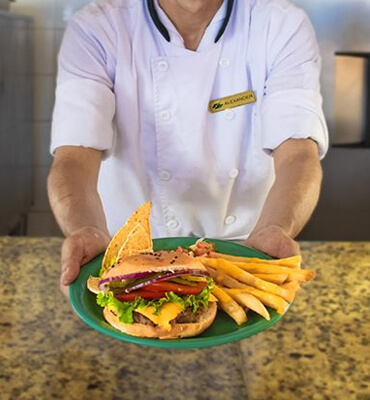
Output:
116,222,153,259
100,202,152,275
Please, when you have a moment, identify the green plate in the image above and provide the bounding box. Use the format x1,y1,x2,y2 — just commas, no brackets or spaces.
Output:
69,237,288,349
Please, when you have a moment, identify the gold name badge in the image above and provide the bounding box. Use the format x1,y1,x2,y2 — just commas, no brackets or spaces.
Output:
209,90,257,113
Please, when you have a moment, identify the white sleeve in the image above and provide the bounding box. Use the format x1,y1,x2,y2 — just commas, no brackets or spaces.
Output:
260,7,329,159
51,17,116,156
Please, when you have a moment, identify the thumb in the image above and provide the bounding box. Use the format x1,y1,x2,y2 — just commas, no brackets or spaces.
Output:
80,228,111,265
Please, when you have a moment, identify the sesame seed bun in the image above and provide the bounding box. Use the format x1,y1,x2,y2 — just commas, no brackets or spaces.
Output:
104,251,207,277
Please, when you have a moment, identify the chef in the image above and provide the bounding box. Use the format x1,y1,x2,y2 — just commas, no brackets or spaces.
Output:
48,0,328,293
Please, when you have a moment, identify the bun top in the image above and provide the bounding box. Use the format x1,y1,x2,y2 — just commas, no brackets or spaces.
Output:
103,250,206,278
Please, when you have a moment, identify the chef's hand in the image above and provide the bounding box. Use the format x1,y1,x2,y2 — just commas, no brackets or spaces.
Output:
60,226,110,297
243,225,300,259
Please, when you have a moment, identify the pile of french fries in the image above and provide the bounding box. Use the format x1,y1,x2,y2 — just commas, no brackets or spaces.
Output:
199,252,315,325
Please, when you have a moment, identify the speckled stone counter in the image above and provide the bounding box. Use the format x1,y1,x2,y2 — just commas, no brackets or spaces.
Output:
0,238,369,400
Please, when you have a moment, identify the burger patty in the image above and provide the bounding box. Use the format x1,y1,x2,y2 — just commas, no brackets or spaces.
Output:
133,312,156,326
173,306,205,324
133,306,206,327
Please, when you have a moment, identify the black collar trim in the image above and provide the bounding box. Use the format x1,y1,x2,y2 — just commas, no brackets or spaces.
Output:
147,0,170,42
147,0,234,43
215,0,234,43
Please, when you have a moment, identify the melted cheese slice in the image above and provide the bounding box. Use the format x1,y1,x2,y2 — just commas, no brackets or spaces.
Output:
136,303,183,331
136,295,217,330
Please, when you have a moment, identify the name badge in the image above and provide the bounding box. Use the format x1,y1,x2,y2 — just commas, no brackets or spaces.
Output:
209,90,257,113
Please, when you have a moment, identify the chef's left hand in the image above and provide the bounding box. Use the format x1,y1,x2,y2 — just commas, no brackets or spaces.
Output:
243,225,300,259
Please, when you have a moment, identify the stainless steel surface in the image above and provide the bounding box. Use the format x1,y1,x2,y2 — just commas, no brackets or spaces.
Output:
291,0,370,137
0,12,34,235
333,54,368,145
299,147,370,241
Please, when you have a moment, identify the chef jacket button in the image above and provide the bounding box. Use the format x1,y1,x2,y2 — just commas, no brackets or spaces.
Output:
225,109,235,120
157,61,168,71
225,215,236,225
160,110,171,121
159,170,172,181
219,58,230,68
229,168,239,179
167,219,179,229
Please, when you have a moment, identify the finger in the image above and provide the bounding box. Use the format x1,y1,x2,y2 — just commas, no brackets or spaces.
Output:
81,231,110,265
285,234,301,255
61,236,84,286
60,281,70,298
292,241,301,255
278,238,300,258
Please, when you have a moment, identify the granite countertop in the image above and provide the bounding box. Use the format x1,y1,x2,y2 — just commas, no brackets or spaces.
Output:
0,238,369,400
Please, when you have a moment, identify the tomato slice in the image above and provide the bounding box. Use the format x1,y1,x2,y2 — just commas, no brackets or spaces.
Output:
114,291,167,301
144,281,207,295
113,282,208,301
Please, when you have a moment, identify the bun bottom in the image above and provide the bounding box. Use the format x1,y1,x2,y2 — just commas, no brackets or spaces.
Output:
103,302,217,339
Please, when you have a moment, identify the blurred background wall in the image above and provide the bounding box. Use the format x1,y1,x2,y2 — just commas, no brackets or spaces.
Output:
7,0,370,239
10,0,89,236
0,8,34,235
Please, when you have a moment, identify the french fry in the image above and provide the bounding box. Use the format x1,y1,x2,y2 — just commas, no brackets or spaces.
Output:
197,246,315,325
225,287,289,315
228,292,270,321
280,281,301,293
285,270,315,283
233,262,315,283
206,266,246,288
201,258,295,302
212,285,248,325
209,252,301,269
253,273,288,285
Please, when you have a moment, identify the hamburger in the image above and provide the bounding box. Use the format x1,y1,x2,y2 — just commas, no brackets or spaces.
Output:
87,249,217,339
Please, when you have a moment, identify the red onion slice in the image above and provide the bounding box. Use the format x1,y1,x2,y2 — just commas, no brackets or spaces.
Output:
98,271,153,293
124,269,209,293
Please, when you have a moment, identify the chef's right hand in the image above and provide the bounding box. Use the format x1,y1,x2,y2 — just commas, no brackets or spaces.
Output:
60,226,111,297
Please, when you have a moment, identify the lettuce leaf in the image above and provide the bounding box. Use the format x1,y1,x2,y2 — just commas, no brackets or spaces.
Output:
96,278,214,324
97,291,143,323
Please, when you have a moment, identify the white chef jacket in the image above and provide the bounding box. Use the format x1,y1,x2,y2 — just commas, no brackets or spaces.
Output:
51,0,329,240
